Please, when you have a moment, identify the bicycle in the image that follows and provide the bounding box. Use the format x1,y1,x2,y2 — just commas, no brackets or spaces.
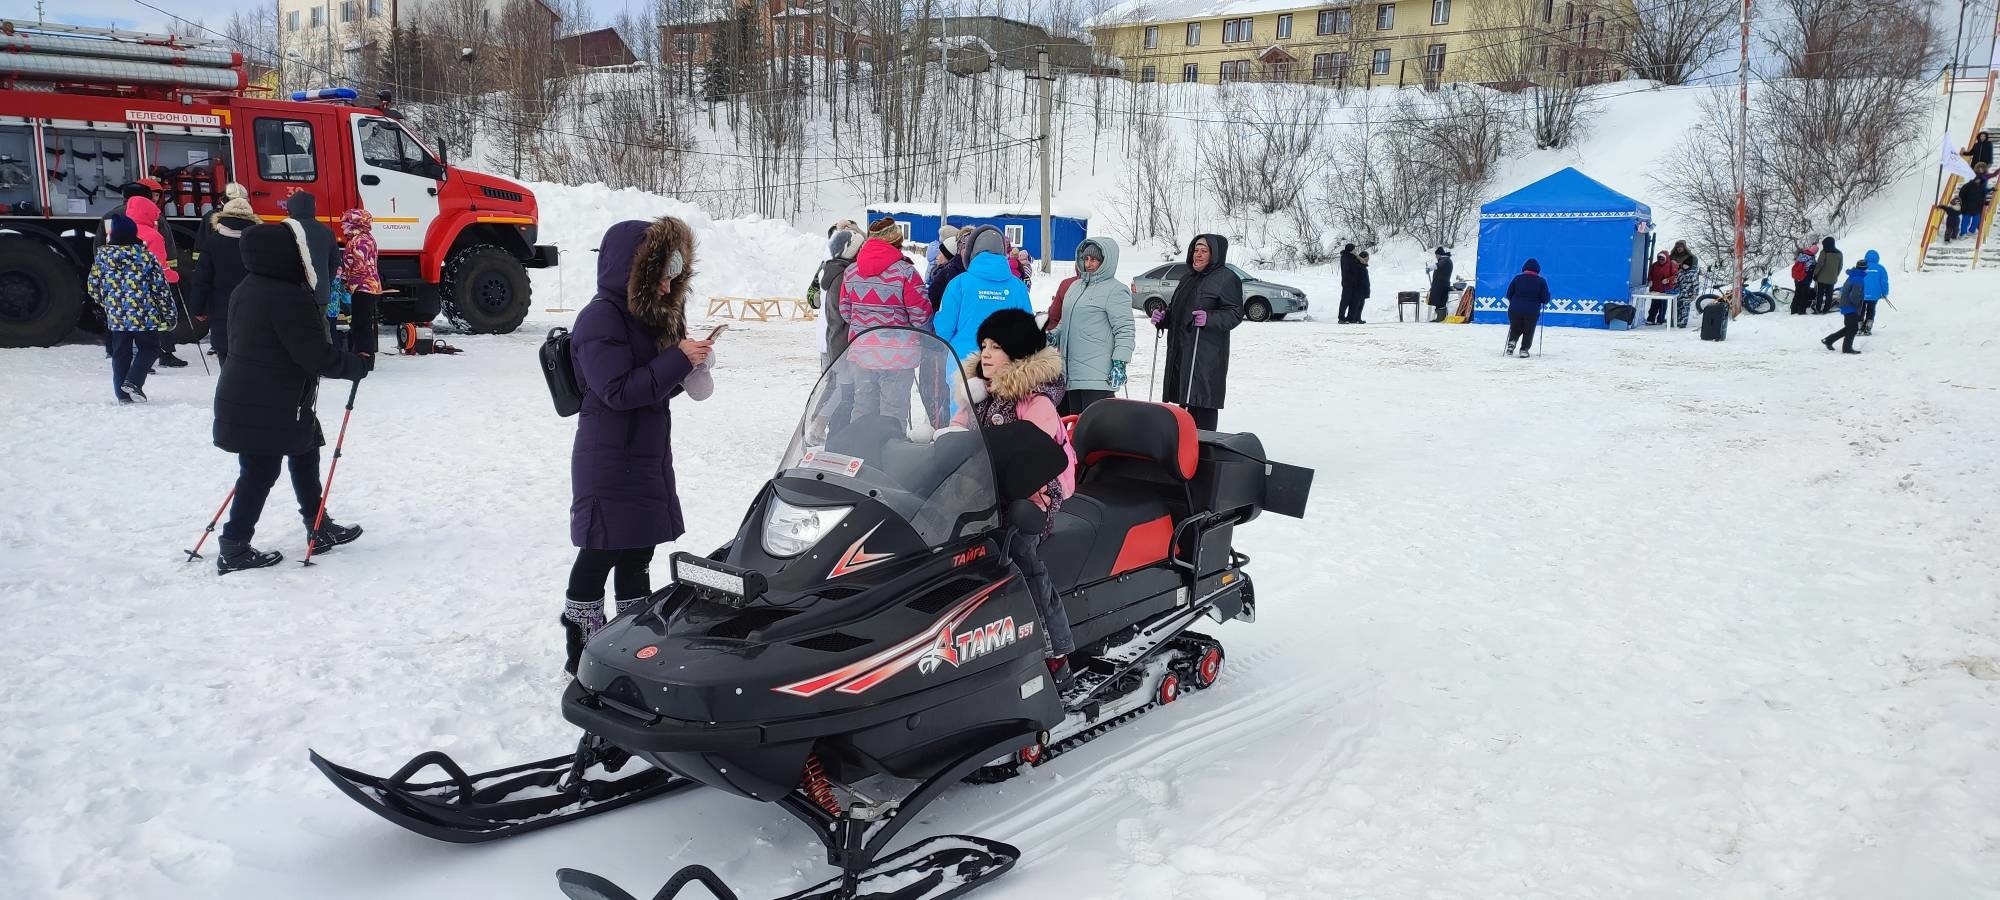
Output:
1698,270,1777,316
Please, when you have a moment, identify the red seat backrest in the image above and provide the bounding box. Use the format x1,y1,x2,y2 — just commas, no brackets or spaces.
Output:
1071,400,1198,483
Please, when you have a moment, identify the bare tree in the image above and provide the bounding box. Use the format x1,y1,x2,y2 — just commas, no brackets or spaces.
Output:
1376,87,1513,247
1756,0,1936,231
490,0,568,179
405,0,490,163
1652,89,1790,270
1471,0,1594,149
1593,0,1734,85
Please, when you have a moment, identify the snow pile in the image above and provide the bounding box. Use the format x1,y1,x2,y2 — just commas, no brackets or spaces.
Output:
525,181,821,312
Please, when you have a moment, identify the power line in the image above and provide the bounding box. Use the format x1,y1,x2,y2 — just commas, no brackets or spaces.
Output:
122,0,1004,164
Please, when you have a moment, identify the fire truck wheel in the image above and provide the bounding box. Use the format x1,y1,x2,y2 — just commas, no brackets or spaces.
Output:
0,237,84,349
442,244,531,335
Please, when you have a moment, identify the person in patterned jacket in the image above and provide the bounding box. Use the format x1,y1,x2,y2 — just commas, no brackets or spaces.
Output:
89,213,177,403
838,218,932,427
338,208,383,354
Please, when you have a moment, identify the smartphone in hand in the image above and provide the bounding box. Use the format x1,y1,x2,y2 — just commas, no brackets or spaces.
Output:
707,324,729,341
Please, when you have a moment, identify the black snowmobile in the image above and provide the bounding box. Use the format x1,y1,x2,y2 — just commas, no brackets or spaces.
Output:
312,328,1312,900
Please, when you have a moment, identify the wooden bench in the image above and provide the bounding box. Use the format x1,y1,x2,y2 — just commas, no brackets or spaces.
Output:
787,298,817,321
707,296,741,319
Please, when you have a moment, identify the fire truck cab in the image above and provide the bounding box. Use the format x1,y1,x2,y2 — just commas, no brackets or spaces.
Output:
0,21,555,348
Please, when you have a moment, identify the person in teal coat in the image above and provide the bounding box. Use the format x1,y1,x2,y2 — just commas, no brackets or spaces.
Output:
1050,236,1134,415
1859,249,1889,335
933,225,1031,361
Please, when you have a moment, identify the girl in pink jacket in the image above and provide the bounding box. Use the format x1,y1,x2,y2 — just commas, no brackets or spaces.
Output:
961,308,1076,683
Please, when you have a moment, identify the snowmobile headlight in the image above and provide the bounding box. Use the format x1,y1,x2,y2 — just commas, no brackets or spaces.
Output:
762,498,851,557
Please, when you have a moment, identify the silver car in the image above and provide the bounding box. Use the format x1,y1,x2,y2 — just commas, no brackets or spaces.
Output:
1129,263,1308,322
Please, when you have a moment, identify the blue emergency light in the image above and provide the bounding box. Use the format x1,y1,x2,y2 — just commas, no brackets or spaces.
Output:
291,87,360,102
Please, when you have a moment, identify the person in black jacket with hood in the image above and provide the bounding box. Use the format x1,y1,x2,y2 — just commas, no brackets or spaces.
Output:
286,190,341,315
1337,243,1371,323
210,219,371,574
1428,247,1454,322
1149,234,1242,429
1503,258,1551,358
188,187,259,362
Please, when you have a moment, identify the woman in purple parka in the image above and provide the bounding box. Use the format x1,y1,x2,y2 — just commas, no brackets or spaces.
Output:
562,217,714,672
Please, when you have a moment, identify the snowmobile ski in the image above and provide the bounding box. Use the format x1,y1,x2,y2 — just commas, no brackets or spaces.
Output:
309,733,692,843
557,835,1019,900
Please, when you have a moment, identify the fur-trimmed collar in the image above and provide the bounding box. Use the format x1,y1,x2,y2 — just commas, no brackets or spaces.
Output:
963,347,1064,400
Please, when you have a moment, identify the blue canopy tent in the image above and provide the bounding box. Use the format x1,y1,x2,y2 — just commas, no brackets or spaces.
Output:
1473,168,1653,329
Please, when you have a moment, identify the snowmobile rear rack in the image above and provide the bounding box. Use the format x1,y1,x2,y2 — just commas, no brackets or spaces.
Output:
309,732,692,843
556,732,1034,900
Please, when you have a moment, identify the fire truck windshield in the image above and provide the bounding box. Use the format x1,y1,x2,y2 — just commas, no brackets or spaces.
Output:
358,118,440,178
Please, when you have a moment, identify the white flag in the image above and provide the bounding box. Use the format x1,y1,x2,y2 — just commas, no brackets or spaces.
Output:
1942,136,1976,181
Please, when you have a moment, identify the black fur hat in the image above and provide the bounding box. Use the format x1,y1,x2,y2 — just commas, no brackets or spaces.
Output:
975,308,1045,360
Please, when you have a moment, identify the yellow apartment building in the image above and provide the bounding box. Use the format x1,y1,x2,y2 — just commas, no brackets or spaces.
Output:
1088,0,1630,89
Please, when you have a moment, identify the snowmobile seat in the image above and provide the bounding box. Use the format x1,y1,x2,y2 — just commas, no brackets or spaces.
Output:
1036,401,1199,590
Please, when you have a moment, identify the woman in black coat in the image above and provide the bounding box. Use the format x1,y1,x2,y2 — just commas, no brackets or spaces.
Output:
210,220,371,574
1427,247,1454,322
1149,234,1242,430
187,192,259,362
1337,243,1368,323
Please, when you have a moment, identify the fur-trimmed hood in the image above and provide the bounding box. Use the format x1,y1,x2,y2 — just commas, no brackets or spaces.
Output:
626,216,695,344
963,346,1065,403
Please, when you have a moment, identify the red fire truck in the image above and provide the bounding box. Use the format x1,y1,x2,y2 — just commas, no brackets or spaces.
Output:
0,21,555,348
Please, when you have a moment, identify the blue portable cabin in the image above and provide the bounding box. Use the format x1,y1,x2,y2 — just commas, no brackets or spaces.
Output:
1472,168,1654,329
864,201,1090,262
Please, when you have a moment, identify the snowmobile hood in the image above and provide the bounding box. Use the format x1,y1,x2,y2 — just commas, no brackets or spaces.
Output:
855,238,908,278
1184,233,1229,271
1074,237,1121,286
595,220,652,303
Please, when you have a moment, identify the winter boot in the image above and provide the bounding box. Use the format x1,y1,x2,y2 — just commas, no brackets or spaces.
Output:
1046,655,1074,689
157,352,189,368
218,538,284,574
563,598,609,674
122,382,147,402
305,517,364,555
1503,341,1516,356
1519,347,1532,358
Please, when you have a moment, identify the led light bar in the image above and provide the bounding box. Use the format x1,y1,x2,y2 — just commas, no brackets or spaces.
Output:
670,552,768,606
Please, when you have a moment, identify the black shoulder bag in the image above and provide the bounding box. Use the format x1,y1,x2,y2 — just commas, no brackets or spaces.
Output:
540,326,584,417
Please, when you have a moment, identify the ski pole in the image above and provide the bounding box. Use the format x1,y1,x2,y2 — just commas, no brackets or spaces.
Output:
302,378,362,567
1183,318,1202,407
184,487,236,562
1147,327,1162,402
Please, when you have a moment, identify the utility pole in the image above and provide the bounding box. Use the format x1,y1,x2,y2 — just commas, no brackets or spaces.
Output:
938,15,949,226
1732,0,1749,302
1035,49,1053,275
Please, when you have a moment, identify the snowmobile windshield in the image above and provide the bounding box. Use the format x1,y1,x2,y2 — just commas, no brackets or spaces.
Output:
779,327,999,547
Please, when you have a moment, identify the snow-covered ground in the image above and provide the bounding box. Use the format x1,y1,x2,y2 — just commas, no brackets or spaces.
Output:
4,255,1999,897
